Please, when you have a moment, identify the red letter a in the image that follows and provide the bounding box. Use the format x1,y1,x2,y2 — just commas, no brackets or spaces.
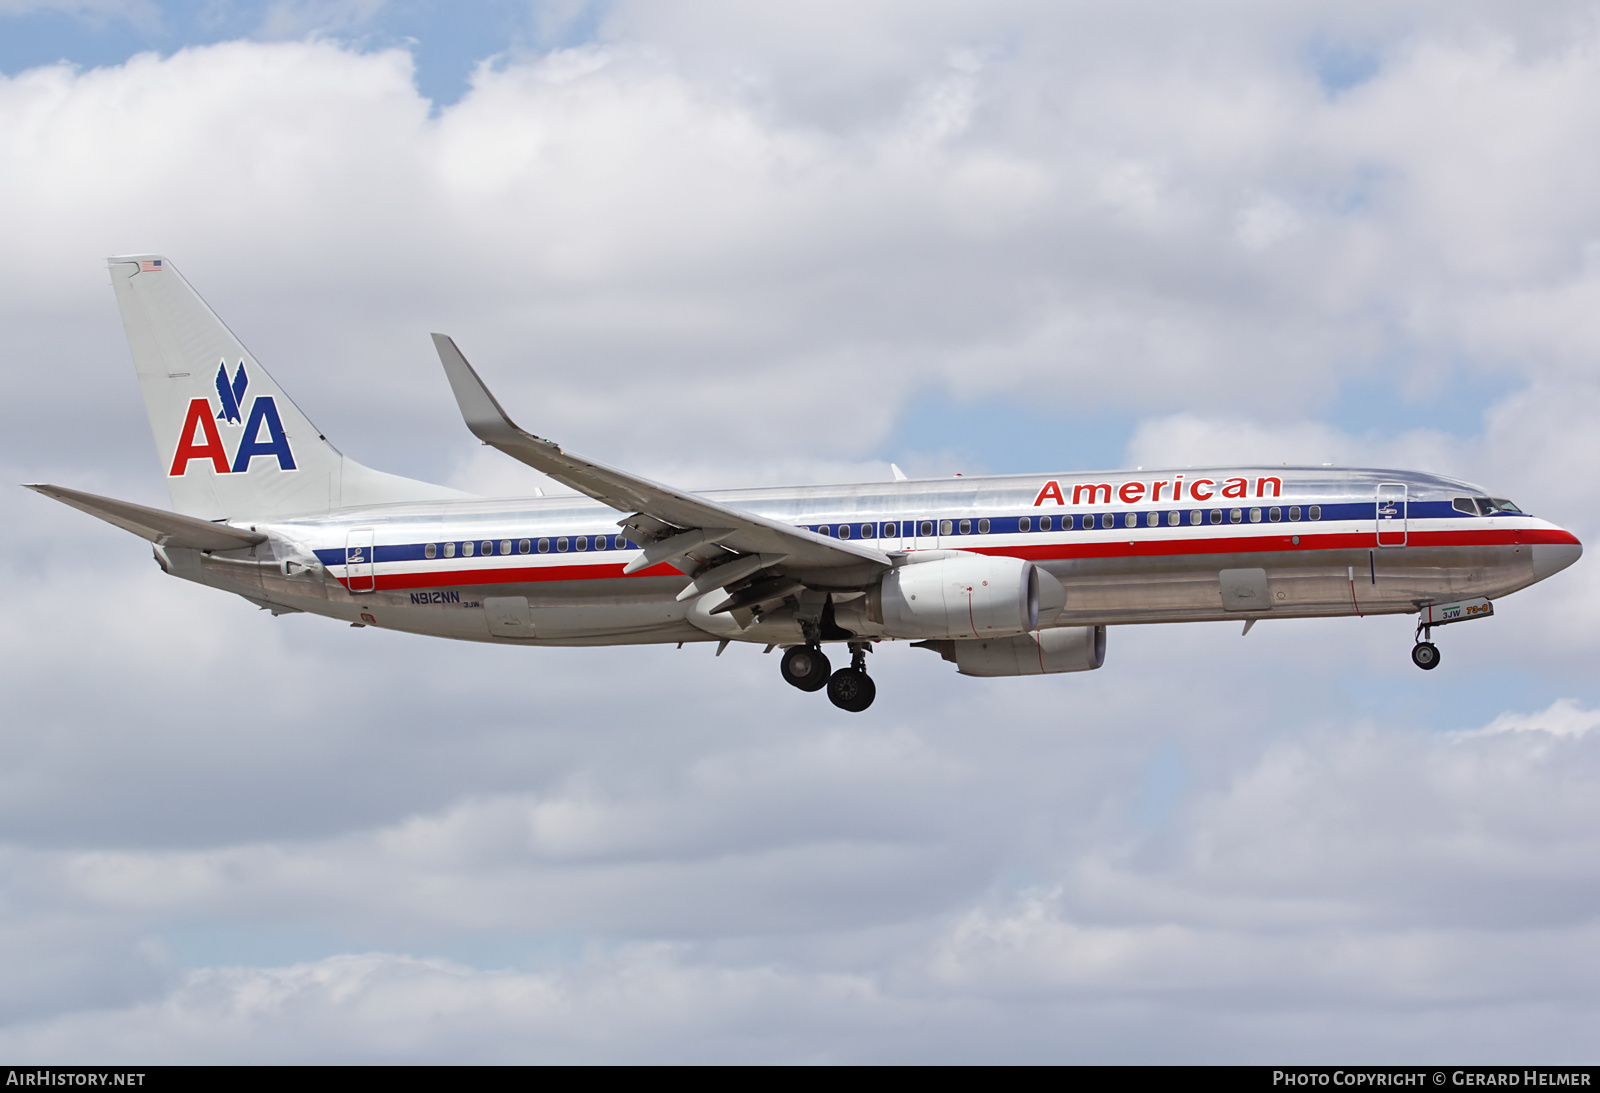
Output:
1033,480,1066,507
169,398,231,475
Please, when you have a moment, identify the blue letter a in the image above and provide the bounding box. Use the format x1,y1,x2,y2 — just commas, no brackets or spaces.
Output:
231,396,298,472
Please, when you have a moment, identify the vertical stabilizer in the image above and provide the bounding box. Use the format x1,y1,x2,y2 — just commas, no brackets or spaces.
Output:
109,255,469,519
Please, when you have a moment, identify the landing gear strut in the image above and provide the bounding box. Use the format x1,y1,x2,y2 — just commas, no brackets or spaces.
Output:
1412,618,1440,671
826,643,876,713
780,644,831,691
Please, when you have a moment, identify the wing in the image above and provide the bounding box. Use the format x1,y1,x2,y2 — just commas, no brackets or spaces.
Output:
431,334,891,583
26,484,267,551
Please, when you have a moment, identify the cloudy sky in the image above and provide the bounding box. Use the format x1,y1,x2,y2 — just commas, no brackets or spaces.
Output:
4,0,1600,1063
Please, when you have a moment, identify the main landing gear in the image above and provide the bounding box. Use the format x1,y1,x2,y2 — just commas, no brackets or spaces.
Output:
780,644,831,691
781,642,876,712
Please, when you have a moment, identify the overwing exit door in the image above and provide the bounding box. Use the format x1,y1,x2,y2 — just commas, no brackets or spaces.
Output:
1376,484,1407,547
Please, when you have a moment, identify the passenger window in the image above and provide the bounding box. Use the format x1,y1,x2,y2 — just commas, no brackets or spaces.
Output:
593,536,607,551
443,542,456,558
1147,512,1159,527
978,518,990,533
1230,509,1242,523
538,539,549,553
1210,510,1223,525
819,526,832,537
1168,511,1180,526
920,521,934,535
1124,512,1136,528
518,539,530,554
424,543,437,559
576,536,588,551
1018,517,1031,532
839,524,852,539
1308,506,1321,520
556,537,568,552
1269,507,1281,521
959,519,971,534
482,541,493,556
1249,508,1262,523
1289,506,1301,521
500,540,512,555
1039,516,1052,531
939,520,952,534
463,541,475,557
860,524,874,538
1101,514,1114,529
1190,510,1202,525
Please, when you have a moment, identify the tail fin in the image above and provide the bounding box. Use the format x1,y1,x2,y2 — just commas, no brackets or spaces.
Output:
109,255,470,519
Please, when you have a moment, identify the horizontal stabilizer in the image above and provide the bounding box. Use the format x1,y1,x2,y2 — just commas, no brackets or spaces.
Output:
25,484,267,551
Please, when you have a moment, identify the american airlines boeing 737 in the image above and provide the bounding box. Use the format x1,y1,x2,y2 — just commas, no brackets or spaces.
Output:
27,256,1584,711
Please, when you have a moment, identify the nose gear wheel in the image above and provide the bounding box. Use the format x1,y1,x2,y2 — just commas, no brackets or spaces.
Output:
1411,641,1440,670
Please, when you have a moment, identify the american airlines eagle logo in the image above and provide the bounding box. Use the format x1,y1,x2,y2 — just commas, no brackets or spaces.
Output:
215,360,249,424
168,360,298,476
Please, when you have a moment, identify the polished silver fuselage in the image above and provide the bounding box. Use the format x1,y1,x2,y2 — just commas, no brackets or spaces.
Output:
162,466,1581,648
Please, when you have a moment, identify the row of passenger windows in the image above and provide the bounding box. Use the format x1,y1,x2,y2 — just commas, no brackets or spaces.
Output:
813,506,1322,538
422,535,629,559
415,503,1331,560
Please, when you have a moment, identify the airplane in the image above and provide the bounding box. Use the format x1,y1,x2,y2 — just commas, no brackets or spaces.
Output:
25,256,1584,712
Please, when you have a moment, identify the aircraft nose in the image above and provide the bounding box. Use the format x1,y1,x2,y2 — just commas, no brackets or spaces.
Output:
1532,539,1583,583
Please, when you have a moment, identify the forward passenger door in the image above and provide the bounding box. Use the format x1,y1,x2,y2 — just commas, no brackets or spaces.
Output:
1376,484,1408,547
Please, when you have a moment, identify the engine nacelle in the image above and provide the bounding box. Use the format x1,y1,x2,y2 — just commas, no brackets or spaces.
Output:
949,625,1106,677
874,553,1039,640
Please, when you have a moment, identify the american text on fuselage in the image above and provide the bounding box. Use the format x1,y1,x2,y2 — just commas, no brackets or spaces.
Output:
26,256,1585,712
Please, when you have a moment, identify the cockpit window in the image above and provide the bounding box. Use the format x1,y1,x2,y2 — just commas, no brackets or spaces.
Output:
1476,497,1522,515
1452,497,1477,515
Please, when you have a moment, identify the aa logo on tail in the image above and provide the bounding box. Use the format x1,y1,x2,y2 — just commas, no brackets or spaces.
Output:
169,361,298,476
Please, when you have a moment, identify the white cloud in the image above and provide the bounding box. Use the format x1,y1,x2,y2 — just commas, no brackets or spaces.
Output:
1474,698,1600,739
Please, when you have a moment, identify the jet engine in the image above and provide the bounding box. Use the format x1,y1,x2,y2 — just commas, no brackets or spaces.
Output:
917,625,1107,677
872,553,1042,640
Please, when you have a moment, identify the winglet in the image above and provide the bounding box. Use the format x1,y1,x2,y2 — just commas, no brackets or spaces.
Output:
431,333,558,454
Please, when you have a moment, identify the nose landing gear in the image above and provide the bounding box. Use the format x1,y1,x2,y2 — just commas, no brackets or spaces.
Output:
1409,597,1493,671
1412,615,1442,670
1411,640,1441,670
